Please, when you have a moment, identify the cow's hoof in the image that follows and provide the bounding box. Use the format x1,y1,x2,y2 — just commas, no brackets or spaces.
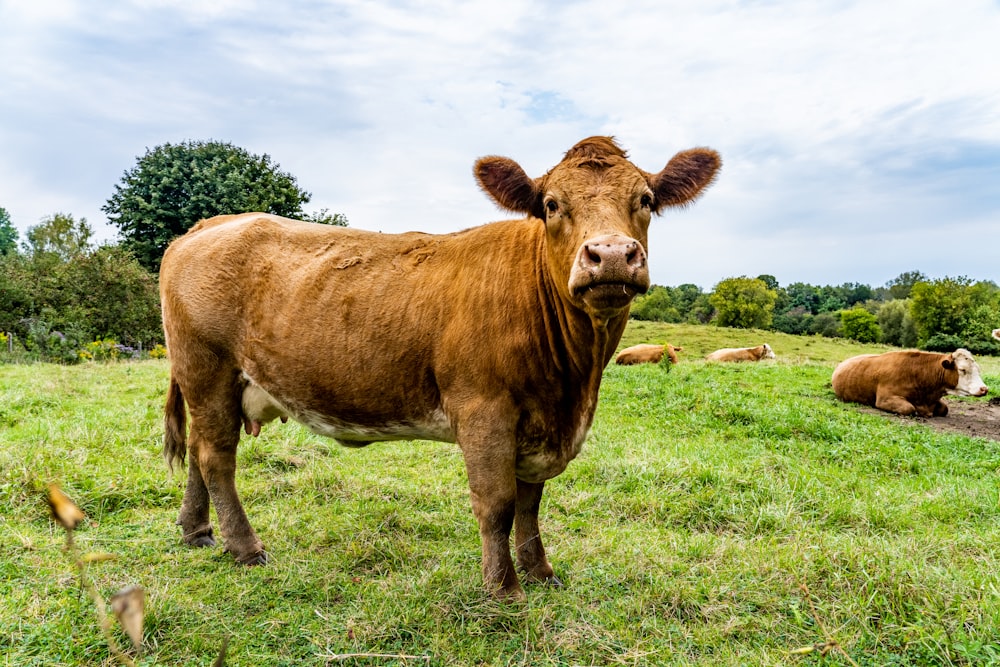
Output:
234,550,269,566
182,527,216,548
539,574,563,588
494,586,527,603
188,534,217,548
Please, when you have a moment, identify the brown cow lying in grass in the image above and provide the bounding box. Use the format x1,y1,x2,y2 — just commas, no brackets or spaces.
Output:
705,343,775,362
159,136,721,600
832,348,988,417
614,343,683,365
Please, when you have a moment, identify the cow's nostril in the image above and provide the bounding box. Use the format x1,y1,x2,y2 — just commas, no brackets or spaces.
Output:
625,244,639,264
585,246,603,265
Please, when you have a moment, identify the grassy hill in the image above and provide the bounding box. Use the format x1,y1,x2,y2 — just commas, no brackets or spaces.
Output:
2,321,998,666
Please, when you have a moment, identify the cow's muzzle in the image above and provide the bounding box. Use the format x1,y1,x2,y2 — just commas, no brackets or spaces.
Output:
568,234,650,311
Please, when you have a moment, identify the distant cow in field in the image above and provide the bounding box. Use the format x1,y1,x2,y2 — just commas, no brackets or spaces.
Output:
614,343,683,365
992,328,1000,341
159,136,721,600
705,344,775,362
831,349,988,417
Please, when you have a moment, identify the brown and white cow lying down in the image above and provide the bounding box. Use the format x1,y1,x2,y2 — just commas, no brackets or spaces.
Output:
993,328,1000,341
831,349,988,417
159,136,721,600
614,343,683,365
705,343,775,362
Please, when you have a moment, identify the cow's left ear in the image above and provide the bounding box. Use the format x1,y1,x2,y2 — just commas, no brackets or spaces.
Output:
646,148,722,213
474,156,543,218
942,355,956,370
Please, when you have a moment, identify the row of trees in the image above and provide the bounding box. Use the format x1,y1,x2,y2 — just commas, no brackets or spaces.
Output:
630,272,1000,354
1,141,346,361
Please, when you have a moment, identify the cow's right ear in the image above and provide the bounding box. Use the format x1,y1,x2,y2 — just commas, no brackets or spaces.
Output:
474,157,542,217
942,355,956,371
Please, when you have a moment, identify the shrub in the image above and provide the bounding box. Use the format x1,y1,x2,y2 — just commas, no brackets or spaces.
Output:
809,312,841,338
22,319,86,364
878,299,918,347
840,307,880,343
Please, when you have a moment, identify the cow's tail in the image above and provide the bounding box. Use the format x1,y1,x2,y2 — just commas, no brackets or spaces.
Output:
163,373,188,473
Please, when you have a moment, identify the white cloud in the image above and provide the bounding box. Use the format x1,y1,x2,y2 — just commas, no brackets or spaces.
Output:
1,0,998,287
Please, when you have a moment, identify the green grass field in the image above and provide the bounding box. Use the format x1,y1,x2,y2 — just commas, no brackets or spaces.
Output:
2,323,999,666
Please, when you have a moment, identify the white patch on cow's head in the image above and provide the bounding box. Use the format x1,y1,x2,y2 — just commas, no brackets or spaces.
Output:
761,343,776,359
946,348,989,397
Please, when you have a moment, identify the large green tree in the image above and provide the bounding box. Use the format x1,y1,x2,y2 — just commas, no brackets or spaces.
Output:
709,276,777,329
103,140,312,271
910,276,1000,347
0,207,18,255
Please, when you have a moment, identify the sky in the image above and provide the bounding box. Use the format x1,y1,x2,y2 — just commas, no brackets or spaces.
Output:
2,0,999,290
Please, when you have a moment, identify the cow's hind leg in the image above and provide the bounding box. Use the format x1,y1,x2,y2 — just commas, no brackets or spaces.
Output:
515,479,561,586
177,456,215,547
190,415,267,564
181,372,267,564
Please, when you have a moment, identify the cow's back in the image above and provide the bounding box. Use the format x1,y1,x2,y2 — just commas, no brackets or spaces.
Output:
615,344,665,365
831,354,881,404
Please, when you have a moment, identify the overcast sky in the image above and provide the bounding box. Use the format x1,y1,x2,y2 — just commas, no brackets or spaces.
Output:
2,0,998,290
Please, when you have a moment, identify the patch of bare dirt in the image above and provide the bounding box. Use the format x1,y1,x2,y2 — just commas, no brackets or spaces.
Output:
863,397,1000,441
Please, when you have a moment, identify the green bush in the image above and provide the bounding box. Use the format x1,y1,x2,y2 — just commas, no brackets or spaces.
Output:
809,311,841,338
840,307,880,343
877,299,918,347
23,319,86,364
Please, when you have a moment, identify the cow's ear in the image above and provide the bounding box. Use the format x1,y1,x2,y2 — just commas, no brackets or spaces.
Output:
647,148,722,212
942,356,956,370
474,156,542,216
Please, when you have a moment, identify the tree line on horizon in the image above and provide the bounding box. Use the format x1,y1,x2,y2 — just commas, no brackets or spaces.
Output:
630,272,1000,355
2,140,997,361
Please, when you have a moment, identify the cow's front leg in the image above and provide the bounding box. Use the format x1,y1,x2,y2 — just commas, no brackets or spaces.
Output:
515,479,561,586
875,392,916,416
458,421,522,600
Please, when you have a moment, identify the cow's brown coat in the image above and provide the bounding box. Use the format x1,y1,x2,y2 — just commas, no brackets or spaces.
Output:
831,349,983,416
614,343,682,365
705,344,774,362
159,136,720,599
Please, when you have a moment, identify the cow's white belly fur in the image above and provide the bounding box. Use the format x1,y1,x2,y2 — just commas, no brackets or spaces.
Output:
241,373,455,446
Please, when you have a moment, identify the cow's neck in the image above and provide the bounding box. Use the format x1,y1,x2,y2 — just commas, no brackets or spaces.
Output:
535,241,628,398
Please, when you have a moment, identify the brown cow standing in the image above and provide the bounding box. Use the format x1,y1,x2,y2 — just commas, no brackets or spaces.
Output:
159,136,721,600
831,349,988,416
614,343,683,365
705,343,775,362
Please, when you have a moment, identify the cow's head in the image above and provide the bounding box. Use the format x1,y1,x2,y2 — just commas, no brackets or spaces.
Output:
474,136,720,318
944,348,989,397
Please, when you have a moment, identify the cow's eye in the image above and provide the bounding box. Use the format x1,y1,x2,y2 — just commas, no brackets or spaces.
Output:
640,193,653,209
545,200,559,215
